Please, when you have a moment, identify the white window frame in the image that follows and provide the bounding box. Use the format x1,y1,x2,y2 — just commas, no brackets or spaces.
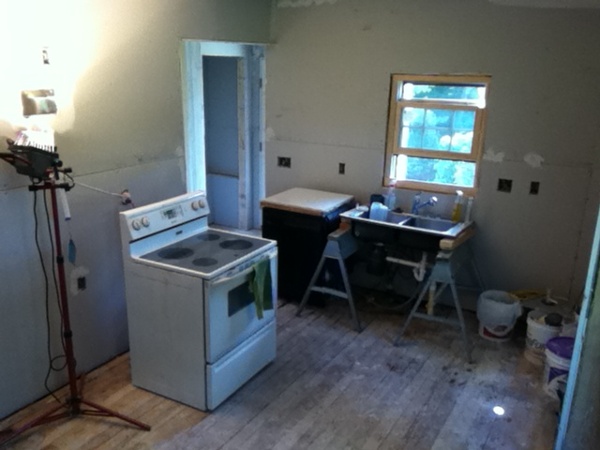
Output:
384,73,491,196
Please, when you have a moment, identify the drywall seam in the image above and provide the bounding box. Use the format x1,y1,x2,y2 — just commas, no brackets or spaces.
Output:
267,135,379,151
277,0,339,8
483,147,505,162
175,145,186,187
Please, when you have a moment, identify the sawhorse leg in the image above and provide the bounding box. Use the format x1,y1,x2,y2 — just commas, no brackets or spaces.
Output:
297,254,326,316
394,246,473,362
297,228,362,332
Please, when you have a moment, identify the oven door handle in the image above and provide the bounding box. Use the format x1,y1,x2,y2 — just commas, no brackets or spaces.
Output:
210,248,276,288
210,266,256,288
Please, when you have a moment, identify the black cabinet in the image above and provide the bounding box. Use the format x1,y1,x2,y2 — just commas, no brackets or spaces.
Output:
261,188,354,302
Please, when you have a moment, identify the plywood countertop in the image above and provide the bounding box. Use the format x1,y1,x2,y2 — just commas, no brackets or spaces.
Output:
439,225,476,251
260,188,354,216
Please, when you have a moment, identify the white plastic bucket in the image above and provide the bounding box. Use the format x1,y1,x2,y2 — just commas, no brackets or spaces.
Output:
525,310,561,366
559,313,578,338
477,290,521,342
478,322,513,342
543,337,575,399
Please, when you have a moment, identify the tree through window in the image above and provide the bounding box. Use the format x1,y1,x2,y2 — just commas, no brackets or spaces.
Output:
384,74,491,195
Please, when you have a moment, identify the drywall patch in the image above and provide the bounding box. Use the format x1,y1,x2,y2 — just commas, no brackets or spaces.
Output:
483,148,505,163
266,127,276,141
277,0,339,8
524,152,544,168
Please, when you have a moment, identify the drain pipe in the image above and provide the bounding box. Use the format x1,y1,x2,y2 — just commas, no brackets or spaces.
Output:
385,252,428,282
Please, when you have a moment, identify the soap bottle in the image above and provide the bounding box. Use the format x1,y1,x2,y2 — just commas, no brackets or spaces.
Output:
384,180,396,211
451,190,464,222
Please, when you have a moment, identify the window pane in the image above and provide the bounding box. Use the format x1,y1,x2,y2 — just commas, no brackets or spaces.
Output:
401,83,485,102
392,155,476,188
399,107,475,154
450,131,473,153
401,107,424,126
423,129,450,151
453,110,475,130
424,109,452,127
400,126,423,148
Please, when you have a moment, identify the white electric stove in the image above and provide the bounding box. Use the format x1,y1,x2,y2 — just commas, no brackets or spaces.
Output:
119,191,277,410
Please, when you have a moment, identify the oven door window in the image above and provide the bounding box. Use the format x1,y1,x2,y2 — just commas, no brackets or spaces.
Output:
228,282,254,317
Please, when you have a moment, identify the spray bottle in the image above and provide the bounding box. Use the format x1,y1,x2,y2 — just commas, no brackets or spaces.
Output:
384,180,396,211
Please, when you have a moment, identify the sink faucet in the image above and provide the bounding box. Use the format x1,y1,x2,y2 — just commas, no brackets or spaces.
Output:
411,194,438,215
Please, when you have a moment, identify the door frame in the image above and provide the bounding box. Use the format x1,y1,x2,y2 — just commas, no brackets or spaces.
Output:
180,40,266,230
555,205,600,448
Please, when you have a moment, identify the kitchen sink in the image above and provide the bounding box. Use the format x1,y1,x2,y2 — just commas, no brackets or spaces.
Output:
340,208,472,250
402,216,458,233
385,212,412,225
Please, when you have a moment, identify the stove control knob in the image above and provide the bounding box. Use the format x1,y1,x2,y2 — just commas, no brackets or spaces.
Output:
141,217,150,227
131,220,141,231
192,199,207,210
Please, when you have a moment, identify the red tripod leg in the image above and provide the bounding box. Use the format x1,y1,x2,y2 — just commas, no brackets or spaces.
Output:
0,403,68,446
80,399,151,430
0,182,151,447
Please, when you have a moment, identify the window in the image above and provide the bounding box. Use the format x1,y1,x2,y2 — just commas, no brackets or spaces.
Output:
384,74,490,195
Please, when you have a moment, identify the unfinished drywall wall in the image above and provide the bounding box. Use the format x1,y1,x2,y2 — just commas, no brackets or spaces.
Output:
0,0,271,419
266,0,600,299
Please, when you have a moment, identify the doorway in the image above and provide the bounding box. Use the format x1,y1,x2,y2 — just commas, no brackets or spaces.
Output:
180,41,266,230
203,56,240,228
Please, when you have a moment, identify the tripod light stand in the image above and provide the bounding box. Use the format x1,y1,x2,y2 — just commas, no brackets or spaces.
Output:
0,146,150,446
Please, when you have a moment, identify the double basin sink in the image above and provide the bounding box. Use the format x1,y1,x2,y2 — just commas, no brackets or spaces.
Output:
341,208,472,250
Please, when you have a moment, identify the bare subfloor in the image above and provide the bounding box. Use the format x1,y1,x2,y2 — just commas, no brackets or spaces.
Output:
0,296,558,449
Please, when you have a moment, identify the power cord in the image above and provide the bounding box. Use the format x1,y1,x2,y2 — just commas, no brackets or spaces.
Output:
33,189,68,405
62,172,135,208
43,191,66,347
31,171,124,402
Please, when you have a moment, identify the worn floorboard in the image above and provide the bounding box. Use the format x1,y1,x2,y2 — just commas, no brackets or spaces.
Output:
0,298,558,450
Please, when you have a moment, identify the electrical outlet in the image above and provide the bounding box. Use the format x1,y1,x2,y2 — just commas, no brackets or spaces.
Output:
277,157,291,168
530,181,540,195
338,163,345,175
497,178,513,193
69,266,89,296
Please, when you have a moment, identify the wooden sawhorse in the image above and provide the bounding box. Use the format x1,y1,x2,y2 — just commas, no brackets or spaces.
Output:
393,241,483,362
297,227,362,332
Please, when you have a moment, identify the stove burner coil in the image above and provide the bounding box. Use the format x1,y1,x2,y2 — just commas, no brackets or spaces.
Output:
219,239,253,250
197,233,220,242
157,247,194,260
192,257,218,267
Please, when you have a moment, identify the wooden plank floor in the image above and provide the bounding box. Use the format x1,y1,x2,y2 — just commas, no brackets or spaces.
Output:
0,296,558,449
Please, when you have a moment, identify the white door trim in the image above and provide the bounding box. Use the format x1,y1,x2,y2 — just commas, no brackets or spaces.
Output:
180,40,266,229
